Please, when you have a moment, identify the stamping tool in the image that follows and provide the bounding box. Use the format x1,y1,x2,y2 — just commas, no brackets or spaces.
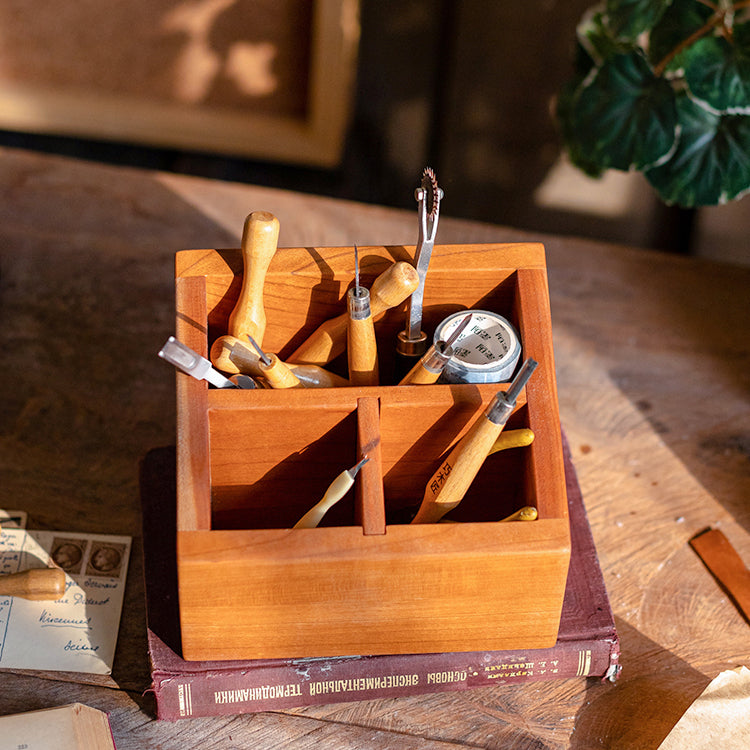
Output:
399,312,472,385
347,245,379,386
245,334,304,389
395,167,443,375
411,358,538,524
159,336,241,388
228,211,280,344
293,457,369,529
0,568,66,601
211,335,350,388
287,260,419,366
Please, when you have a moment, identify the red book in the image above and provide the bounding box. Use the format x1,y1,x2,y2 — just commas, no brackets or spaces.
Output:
141,435,619,720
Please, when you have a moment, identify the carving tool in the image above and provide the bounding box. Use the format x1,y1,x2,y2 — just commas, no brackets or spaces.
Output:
293,457,369,529
347,245,379,386
287,260,420,366
245,334,304,389
228,211,280,344
0,568,66,601
440,505,538,523
395,167,443,375
411,358,538,524
210,335,350,387
159,336,239,388
488,427,535,455
433,310,521,384
399,313,472,385
500,506,538,522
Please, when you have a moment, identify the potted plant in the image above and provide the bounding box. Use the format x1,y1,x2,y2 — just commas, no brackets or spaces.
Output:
557,0,750,206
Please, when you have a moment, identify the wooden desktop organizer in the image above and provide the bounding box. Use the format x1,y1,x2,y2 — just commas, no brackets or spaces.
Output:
174,242,570,661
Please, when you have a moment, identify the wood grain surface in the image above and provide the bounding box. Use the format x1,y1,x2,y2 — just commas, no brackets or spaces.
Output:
1,145,748,748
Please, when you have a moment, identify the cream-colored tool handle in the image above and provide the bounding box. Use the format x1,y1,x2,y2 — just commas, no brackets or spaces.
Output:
412,414,504,524
287,261,419,366
347,315,379,385
293,471,356,529
211,335,349,387
260,353,304,389
228,211,280,343
0,568,66,600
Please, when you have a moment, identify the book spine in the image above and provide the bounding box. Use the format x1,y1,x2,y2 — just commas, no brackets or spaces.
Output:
152,638,619,720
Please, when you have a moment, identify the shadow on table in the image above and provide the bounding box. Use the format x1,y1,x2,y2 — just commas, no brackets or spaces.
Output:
570,617,709,749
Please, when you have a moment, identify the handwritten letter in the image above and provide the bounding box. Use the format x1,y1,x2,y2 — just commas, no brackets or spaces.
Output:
0,528,131,674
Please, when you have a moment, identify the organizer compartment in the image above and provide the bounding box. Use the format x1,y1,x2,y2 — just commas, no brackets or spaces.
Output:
174,243,570,660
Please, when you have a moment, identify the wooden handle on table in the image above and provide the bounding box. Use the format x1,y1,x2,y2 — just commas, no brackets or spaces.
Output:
412,414,504,524
347,314,379,386
0,568,66,600
228,211,280,343
211,335,349,387
287,261,419,366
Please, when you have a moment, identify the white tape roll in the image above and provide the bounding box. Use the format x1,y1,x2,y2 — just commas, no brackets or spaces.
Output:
434,310,521,384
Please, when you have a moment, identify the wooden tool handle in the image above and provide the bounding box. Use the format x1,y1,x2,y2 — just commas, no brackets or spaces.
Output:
287,261,420,366
0,568,66,600
347,315,379,386
228,211,280,343
690,528,750,622
210,335,264,376
260,353,304,389
369,261,419,316
400,363,440,385
488,428,535,455
412,415,503,524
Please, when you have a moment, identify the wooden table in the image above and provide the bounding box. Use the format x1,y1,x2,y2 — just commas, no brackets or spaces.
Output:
1,146,748,748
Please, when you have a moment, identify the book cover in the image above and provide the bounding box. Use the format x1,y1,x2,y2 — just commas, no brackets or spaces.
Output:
141,435,619,720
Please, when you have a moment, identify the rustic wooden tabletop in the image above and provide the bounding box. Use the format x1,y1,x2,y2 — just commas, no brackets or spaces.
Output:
1,146,748,748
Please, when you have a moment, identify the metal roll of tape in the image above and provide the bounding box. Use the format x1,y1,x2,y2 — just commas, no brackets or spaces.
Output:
433,310,521,384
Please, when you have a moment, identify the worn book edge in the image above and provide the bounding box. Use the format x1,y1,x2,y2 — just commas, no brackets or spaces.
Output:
140,432,619,720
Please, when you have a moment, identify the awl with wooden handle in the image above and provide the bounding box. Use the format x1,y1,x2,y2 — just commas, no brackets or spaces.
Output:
287,260,419,367
411,358,538,524
0,568,66,601
245,334,304,389
228,211,280,344
210,335,350,387
399,313,471,385
347,245,379,385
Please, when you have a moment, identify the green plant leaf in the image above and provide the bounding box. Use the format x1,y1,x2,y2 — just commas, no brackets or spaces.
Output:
645,93,750,205
606,0,673,40
649,0,715,72
564,52,678,172
683,21,750,112
578,8,629,64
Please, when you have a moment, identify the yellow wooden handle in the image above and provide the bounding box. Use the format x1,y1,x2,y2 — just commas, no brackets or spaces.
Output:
228,211,280,343
260,353,304,389
347,315,379,386
399,360,441,385
287,261,419,366
488,428,535,454
412,414,503,524
0,568,66,601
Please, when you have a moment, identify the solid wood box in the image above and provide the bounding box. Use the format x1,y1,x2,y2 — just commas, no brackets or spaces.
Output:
174,242,570,661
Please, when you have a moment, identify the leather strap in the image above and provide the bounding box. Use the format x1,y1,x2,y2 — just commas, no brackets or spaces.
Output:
690,528,750,624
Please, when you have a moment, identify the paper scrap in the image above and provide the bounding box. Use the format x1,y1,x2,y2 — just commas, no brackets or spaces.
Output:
0,528,131,674
657,666,750,749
